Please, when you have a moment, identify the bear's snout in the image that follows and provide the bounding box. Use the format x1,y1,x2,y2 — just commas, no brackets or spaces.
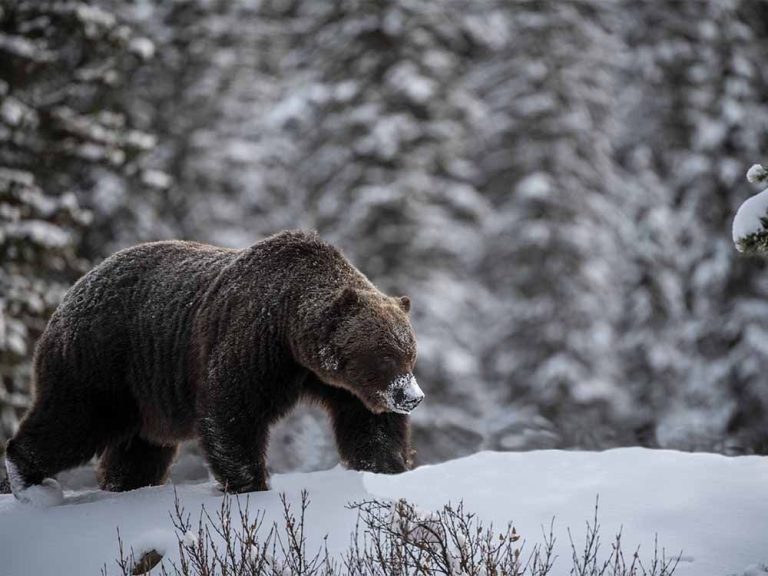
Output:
385,373,424,414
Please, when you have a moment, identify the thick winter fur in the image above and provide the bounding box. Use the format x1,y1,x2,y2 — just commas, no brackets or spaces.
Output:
5,231,418,496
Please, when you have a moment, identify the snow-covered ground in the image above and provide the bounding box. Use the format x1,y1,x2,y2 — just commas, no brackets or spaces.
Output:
0,448,766,576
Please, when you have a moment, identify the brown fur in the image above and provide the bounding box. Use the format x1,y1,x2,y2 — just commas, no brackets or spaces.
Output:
5,231,417,494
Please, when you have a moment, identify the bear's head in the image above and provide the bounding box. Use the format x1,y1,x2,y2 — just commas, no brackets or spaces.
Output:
310,287,423,415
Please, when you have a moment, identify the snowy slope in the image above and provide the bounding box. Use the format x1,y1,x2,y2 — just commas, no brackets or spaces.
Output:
0,448,766,576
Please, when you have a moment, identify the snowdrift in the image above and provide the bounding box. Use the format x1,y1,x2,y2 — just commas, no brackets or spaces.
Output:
0,448,766,576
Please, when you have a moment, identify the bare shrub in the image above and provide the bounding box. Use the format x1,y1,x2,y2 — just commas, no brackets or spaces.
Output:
105,492,681,576
567,498,680,576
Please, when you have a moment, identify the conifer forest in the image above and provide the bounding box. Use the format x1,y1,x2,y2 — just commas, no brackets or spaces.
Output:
3,0,768,472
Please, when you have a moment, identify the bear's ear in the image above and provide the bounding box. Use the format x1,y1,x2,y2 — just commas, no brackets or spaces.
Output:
398,295,411,313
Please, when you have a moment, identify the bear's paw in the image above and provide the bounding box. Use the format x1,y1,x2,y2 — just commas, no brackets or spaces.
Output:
16,478,65,507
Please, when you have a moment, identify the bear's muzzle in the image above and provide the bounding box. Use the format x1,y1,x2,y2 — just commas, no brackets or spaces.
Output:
385,373,424,414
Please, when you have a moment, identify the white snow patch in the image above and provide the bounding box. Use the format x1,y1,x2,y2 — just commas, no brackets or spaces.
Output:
386,62,436,104
0,98,24,126
746,164,768,184
4,457,23,495
75,4,115,28
732,187,768,249
128,527,176,557
15,480,64,508
141,169,172,190
1,450,767,575
5,220,71,248
387,499,442,543
517,172,551,199
739,565,768,576
129,37,155,60
182,529,198,548
3,456,63,507
318,345,339,372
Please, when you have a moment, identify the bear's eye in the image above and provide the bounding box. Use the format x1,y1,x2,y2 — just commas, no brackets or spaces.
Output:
380,356,398,373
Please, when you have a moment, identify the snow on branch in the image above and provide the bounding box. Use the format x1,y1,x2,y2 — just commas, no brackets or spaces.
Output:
733,164,768,254
746,164,768,185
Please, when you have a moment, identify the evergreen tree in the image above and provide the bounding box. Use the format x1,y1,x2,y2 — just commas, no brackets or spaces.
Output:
0,0,155,446
106,0,298,250
615,0,768,452
6,0,768,470
469,2,637,449
263,0,501,461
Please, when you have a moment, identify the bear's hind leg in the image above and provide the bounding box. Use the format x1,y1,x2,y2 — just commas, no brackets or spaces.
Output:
97,436,177,492
5,403,107,505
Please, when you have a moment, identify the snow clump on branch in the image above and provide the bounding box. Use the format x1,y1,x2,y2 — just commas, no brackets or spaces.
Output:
733,163,768,254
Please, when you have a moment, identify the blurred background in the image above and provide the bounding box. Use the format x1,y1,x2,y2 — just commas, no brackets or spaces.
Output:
3,0,768,478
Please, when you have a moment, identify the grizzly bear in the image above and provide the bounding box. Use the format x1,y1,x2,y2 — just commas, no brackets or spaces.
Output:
4,230,423,504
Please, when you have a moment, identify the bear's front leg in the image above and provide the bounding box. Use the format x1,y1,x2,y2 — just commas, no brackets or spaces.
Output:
338,410,411,474
196,344,306,493
196,348,306,492
303,375,412,473
196,367,275,492
198,412,270,493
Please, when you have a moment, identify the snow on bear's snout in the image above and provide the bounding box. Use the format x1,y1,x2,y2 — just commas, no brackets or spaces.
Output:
383,373,424,414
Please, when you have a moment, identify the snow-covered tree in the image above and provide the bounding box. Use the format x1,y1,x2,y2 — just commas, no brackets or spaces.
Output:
260,0,505,462
7,0,768,470
733,164,768,254
0,0,155,445
614,0,768,452
101,0,298,251
467,2,638,450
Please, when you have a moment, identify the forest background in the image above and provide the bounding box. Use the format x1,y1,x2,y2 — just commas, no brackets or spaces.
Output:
3,0,768,473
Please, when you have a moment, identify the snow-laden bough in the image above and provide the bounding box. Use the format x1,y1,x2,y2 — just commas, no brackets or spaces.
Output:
746,163,768,184
733,163,768,254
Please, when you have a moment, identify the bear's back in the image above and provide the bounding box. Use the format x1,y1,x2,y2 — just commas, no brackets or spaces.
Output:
30,241,242,435
52,240,238,326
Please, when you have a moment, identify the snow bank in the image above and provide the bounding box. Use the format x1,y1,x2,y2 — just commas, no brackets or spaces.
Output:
0,448,766,576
